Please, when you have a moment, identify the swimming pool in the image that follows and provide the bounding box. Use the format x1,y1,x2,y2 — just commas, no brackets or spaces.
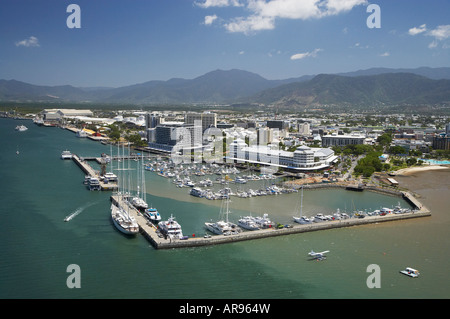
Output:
420,159,450,165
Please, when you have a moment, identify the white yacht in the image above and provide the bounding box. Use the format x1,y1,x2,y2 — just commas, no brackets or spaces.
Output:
205,198,241,235
205,220,241,235
253,214,274,229
190,187,204,198
238,216,260,231
15,125,28,132
111,203,139,235
103,172,118,183
235,177,247,184
88,177,101,191
158,215,184,239
144,207,161,222
400,267,420,278
294,216,313,224
76,129,88,138
131,196,148,210
313,214,328,223
61,150,73,160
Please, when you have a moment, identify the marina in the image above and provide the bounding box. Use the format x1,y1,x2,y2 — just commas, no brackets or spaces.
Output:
67,147,433,249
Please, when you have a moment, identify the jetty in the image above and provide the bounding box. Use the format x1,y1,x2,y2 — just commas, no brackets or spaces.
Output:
72,154,117,191
110,191,431,250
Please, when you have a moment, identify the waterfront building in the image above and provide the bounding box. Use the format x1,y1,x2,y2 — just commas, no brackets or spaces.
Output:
227,139,337,171
41,109,94,121
148,123,202,153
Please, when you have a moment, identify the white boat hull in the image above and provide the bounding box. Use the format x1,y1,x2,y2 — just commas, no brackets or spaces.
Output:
111,204,139,235
238,218,260,230
293,217,312,224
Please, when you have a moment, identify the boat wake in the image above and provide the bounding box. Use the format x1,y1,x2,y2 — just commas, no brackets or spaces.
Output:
64,201,98,222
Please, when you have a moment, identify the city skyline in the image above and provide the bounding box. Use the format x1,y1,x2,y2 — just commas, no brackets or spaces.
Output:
1,0,449,87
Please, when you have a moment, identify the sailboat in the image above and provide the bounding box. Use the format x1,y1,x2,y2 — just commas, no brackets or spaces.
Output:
293,186,312,224
111,203,139,235
111,143,139,235
131,152,148,211
205,197,241,235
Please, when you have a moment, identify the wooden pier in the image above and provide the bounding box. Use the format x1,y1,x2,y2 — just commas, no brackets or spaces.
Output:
110,191,431,250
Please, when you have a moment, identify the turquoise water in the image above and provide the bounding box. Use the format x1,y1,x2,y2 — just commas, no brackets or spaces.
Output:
420,159,450,165
1,118,449,299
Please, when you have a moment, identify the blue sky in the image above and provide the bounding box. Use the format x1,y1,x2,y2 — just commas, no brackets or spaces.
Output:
1,0,449,87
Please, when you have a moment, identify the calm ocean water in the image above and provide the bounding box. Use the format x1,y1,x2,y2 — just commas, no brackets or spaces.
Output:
1,118,449,299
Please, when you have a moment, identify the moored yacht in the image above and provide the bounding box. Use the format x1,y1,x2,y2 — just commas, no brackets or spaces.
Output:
158,215,184,239
131,196,148,211
88,177,101,191
111,203,139,235
76,129,88,138
190,187,204,198
205,220,241,235
313,214,328,223
238,216,260,231
144,206,161,221
253,214,274,229
205,198,241,235
103,172,118,183
294,216,313,224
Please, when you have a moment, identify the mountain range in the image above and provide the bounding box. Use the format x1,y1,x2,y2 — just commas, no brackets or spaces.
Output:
1,67,450,108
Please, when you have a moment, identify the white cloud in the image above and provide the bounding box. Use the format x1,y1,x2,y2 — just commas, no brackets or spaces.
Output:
408,24,427,36
225,15,275,34
196,0,367,34
379,52,390,57
290,48,322,60
15,36,40,47
409,24,450,49
427,25,450,40
195,0,242,8
428,40,438,49
204,14,218,25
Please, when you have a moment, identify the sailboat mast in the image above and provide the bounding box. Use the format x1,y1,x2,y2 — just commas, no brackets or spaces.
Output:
300,186,303,217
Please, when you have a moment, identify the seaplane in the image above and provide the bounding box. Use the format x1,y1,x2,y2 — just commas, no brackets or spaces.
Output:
308,250,329,261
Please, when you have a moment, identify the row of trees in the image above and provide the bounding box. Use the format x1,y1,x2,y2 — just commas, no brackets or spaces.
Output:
107,124,147,147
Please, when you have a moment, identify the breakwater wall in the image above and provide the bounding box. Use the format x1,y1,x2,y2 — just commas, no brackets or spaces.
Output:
111,190,431,250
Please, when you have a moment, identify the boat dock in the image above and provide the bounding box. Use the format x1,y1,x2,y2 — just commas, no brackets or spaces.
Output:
72,154,118,191
110,191,431,250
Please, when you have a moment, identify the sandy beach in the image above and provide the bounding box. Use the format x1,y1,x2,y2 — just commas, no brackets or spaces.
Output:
393,164,450,176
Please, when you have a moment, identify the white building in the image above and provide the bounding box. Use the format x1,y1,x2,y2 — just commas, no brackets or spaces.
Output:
227,139,338,171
